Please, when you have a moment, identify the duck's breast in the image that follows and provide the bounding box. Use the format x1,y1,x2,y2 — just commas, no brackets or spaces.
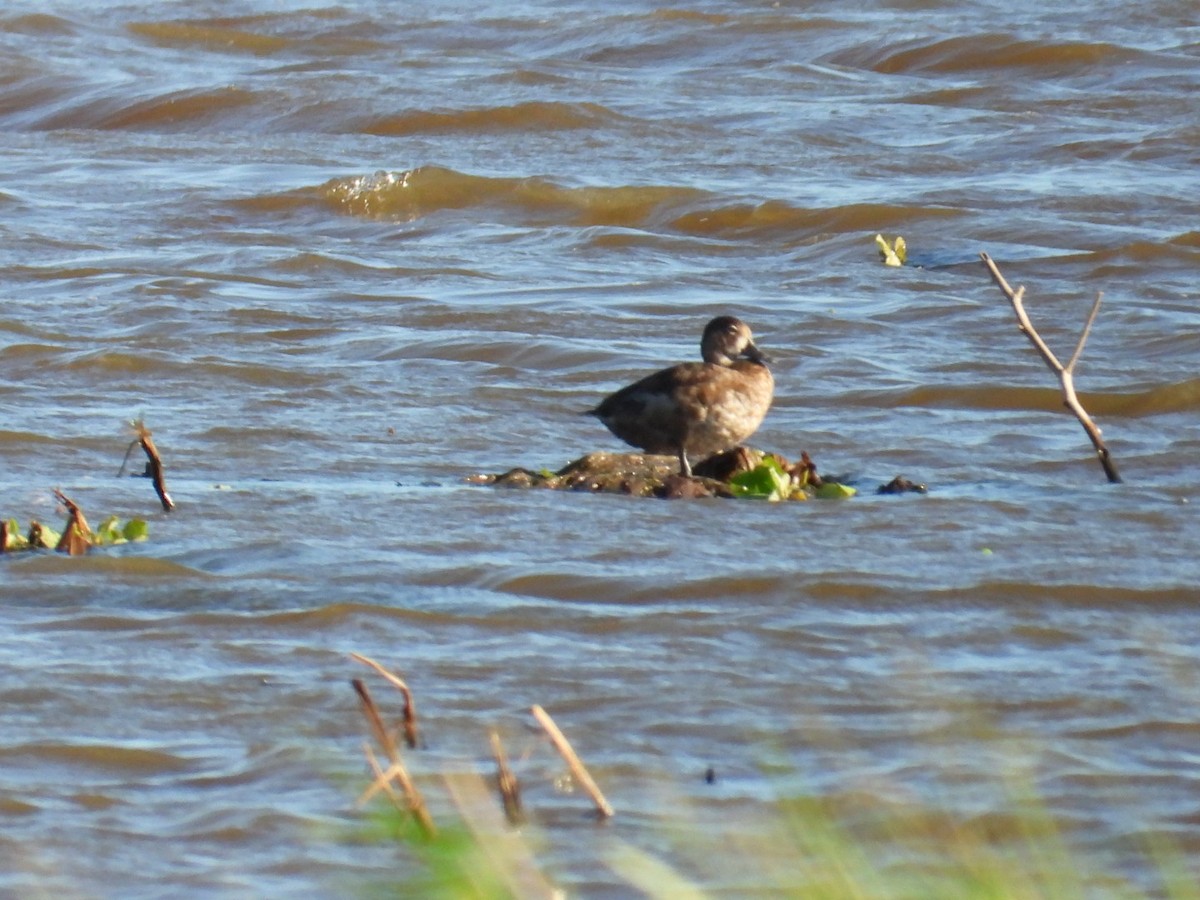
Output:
684,363,774,455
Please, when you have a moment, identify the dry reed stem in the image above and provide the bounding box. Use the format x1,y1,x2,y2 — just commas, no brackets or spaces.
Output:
352,678,436,838
490,729,524,826
605,839,709,900
531,705,614,819
358,742,404,807
350,652,419,749
981,252,1122,484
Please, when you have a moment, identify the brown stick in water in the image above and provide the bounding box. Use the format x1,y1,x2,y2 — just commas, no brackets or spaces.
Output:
128,420,175,511
531,704,614,819
490,730,524,826
53,489,92,555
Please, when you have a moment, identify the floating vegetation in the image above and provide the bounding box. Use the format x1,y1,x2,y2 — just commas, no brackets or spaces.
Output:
2,490,149,556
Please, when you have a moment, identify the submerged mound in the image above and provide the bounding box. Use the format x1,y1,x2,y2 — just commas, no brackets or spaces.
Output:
469,448,878,500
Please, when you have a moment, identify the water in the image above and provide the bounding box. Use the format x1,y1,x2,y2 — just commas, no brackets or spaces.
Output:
1,1,1198,896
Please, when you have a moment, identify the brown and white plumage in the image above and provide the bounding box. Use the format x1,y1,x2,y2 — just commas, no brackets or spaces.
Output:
587,316,774,477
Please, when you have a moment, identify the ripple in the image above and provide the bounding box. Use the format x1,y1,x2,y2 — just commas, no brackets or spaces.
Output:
866,379,1200,417
360,100,633,136
9,556,206,579
828,33,1142,77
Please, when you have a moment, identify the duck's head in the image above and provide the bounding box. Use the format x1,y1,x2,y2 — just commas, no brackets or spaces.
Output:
700,316,768,367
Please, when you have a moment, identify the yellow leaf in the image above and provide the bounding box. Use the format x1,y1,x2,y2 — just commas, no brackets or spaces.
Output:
874,233,902,267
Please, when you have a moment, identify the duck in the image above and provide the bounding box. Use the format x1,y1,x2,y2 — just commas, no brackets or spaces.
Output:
587,316,774,477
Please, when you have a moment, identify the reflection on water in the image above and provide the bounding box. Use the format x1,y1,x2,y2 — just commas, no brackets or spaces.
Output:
1,0,1199,895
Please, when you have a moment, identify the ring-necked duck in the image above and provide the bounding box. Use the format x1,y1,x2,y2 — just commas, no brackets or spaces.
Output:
587,316,774,477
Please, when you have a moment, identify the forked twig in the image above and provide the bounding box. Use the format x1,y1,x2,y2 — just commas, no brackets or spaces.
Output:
350,652,419,749
531,705,614,819
124,419,175,511
981,253,1122,484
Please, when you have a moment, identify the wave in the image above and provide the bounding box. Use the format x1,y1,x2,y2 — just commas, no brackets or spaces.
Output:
0,13,75,36
128,19,293,55
36,85,265,132
320,166,703,226
312,165,962,241
1087,235,1200,267
9,555,207,579
0,428,60,446
0,741,192,773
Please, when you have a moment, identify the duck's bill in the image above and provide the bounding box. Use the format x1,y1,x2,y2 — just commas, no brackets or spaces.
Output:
743,343,770,364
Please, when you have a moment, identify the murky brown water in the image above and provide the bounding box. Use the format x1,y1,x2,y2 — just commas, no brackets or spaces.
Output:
1,2,1198,896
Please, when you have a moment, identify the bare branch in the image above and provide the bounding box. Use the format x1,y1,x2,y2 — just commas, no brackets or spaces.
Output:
981,257,1065,371
980,253,1121,484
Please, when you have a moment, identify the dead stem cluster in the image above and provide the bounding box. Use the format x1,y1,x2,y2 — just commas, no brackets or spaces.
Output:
350,652,614,833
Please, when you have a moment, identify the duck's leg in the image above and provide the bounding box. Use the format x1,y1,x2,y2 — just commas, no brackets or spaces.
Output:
677,446,692,477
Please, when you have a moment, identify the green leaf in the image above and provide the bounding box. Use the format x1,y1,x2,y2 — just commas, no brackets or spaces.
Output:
122,519,150,542
4,519,29,551
31,523,61,549
730,457,792,501
94,515,125,545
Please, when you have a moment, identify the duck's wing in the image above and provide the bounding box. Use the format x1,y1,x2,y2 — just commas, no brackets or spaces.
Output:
589,363,709,453
589,362,706,418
